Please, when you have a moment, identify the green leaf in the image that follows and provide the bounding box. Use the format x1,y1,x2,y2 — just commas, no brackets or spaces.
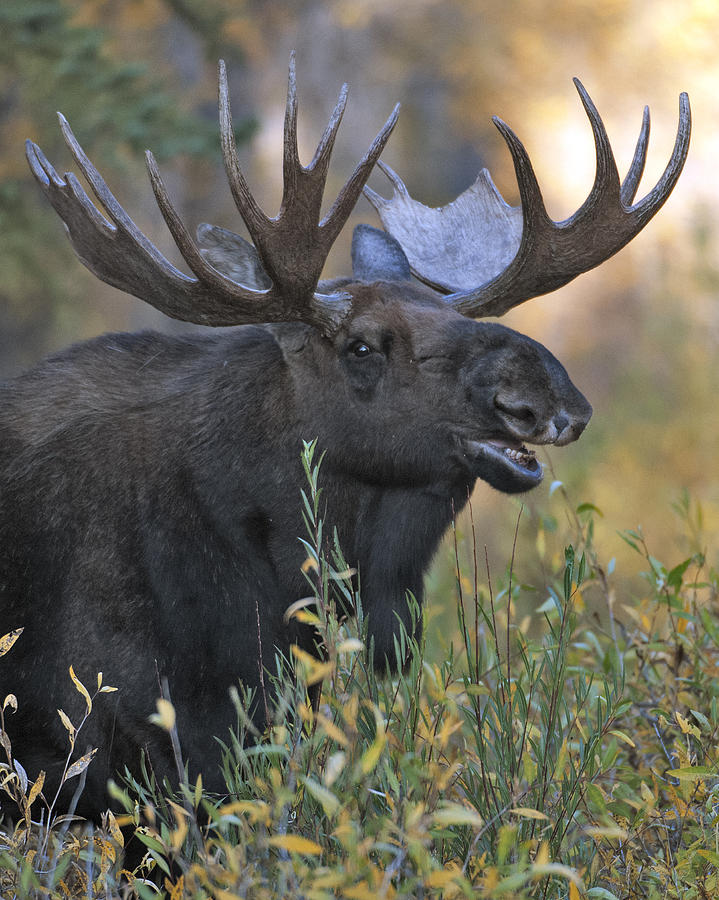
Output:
671,766,714,780
576,502,603,517
691,709,712,732
667,557,693,590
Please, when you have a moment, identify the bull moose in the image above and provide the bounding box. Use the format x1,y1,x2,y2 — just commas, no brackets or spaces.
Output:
0,58,690,819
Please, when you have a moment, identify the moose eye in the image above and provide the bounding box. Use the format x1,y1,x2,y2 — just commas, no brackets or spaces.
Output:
350,341,372,358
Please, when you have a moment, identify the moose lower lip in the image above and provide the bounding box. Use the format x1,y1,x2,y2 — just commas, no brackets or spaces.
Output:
463,437,544,487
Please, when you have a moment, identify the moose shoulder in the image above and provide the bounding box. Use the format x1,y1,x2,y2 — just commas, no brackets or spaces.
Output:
0,59,690,818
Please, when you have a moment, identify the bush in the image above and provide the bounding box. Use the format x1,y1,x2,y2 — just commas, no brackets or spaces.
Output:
1,447,717,898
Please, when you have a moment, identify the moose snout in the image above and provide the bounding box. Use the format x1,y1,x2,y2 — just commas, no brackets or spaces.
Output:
547,410,590,446
494,395,592,446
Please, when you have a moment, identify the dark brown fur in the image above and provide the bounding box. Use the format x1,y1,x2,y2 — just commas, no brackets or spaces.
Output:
0,267,591,817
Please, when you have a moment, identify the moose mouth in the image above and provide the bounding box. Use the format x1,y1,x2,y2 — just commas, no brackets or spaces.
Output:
462,436,543,494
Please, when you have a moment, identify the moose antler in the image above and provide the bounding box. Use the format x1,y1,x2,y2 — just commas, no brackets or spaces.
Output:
365,80,691,318
26,56,399,335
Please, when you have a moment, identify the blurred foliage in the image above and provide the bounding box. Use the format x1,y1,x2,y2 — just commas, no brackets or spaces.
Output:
0,0,255,373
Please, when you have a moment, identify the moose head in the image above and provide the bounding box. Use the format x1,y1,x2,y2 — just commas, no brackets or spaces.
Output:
25,59,689,494
5,58,690,818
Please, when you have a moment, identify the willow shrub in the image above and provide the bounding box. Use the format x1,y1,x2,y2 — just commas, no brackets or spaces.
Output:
1,445,718,899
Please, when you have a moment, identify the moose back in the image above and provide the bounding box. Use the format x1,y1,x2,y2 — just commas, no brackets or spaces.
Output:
0,59,690,816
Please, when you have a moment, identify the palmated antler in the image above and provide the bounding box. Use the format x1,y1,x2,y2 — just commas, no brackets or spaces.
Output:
26,56,399,335
365,80,691,318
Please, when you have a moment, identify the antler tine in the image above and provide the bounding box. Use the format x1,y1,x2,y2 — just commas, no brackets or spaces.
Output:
631,91,691,224
218,59,270,245
491,116,552,233
28,116,287,325
368,82,690,320
572,79,622,207
58,114,158,252
145,150,247,295
621,105,650,206
29,59,400,335
309,82,349,175
278,54,350,209
216,55,400,306
281,52,301,206
320,102,400,247
363,160,409,211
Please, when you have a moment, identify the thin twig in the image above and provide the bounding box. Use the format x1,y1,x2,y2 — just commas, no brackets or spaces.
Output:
255,595,271,728
507,504,523,686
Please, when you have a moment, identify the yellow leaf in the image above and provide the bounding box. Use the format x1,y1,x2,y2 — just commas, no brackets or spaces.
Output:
106,810,124,847
293,610,322,625
675,711,699,737
343,694,358,730
432,804,483,828
166,875,185,900
574,717,588,742
676,711,691,733
317,713,349,747
311,871,345,889
569,881,581,900
149,698,176,731
323,751,346,788
0,628,23,657
426,869,457,888
3,694,17,712
27,771,45,808
290,645,335,686
268,834,323,855
65,749,97,781
360,729,386,774
344,882,380,900
69,666,92,714
307,662,335,686
609,729,636,748
511,807,549,820
220,799,271,825
337,638,364,654
585,825,629,841
168,802,189,850
535,841,550,866
194,773,203,810
284,596,318,623
57,709,76,744
302,776,340,817
330,567,356,582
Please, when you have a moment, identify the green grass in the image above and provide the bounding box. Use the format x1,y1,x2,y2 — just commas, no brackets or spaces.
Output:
1,445,718,898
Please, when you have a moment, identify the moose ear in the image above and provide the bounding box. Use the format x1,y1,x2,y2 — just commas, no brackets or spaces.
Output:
351,224,412,283
196,223,272,290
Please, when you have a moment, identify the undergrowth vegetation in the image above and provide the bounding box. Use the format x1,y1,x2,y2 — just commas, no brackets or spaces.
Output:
1,443,718,898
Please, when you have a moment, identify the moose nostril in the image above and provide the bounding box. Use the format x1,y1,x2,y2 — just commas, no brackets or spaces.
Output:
495,397,537,428
553,414,569,435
